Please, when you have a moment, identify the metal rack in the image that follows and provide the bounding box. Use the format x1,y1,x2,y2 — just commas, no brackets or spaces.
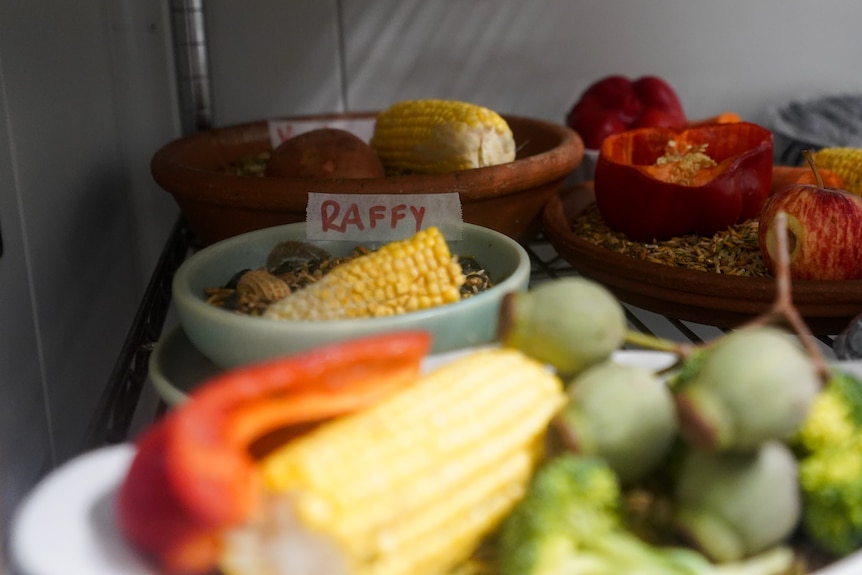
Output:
85,219,840,450
84,217,196,449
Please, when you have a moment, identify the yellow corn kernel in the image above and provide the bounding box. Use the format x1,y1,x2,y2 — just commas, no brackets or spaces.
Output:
370,99,516,174
812,147,862,197
220,348,566,575
263,227,465,320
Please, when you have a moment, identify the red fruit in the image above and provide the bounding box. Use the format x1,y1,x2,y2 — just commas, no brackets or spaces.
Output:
579,76,645,120
759,183,862,280
566,74,687,149
580,75,633,104
631,108,682,130
566,108,629,150
632,76,687,124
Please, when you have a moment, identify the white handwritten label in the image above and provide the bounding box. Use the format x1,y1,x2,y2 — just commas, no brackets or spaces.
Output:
306,193,463,242
268,118,377,148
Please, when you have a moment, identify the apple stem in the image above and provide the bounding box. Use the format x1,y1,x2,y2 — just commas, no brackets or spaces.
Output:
802,149,824,188
734,210,831,384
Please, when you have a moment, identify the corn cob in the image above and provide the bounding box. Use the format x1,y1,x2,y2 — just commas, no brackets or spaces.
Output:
263,227,465,320
811,147,862,197
370,99,516,174
220,348,566,575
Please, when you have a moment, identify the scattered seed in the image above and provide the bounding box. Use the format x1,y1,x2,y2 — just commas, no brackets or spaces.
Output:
570,202,770,278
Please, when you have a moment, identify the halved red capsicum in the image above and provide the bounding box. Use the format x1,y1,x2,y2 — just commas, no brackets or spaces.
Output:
593,122,774,242
117,330,432,575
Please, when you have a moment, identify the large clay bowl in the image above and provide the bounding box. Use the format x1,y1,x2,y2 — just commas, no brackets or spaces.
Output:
152,112,584,245
542,184,862,335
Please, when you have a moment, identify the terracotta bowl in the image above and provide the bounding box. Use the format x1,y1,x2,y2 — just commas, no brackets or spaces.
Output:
151,112,584,246
542,184,862,335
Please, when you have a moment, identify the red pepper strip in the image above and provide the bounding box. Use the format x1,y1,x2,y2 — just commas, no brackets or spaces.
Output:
593,122,774,241
118,421,225,574
117,330,432,575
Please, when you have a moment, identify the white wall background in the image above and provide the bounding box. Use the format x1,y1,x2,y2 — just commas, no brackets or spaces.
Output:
1,0,861,564
205,0,862,130
0,0,178,562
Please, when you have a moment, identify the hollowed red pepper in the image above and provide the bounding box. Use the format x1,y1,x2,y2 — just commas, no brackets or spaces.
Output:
116,330,432,575
566,75,688,149
593,122,774,242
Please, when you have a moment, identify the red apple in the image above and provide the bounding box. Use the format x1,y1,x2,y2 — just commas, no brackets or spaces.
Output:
759,179,862,281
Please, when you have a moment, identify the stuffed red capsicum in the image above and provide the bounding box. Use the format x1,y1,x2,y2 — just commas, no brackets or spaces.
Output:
593,122,774,242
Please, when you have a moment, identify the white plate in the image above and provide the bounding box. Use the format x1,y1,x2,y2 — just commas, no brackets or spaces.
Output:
13,352,862,575
149,325,683,407
149,326,500,406
10,444,155,575
12,344,500,575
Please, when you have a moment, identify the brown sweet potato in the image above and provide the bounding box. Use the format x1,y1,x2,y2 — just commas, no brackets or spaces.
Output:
266,128,386,179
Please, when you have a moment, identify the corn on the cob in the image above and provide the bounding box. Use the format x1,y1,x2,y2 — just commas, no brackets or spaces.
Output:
811,147,862,197
263,227,465,320
370,99,516,174
220,348,566,575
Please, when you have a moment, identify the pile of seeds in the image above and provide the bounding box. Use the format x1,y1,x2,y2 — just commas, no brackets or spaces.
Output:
221,151,270,177
570,202,770,278
655,141,717,185
459,257,494,296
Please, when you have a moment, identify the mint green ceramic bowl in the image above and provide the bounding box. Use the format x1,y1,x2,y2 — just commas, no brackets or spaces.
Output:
172,222,531,369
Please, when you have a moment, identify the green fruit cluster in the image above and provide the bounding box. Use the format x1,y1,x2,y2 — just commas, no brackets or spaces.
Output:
499,277,823,564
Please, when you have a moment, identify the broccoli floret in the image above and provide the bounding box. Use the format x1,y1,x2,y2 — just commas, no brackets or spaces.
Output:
794,370,862,455
800,443,862,556
496,454,619,575
793,369,862,556
495,453,794,575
